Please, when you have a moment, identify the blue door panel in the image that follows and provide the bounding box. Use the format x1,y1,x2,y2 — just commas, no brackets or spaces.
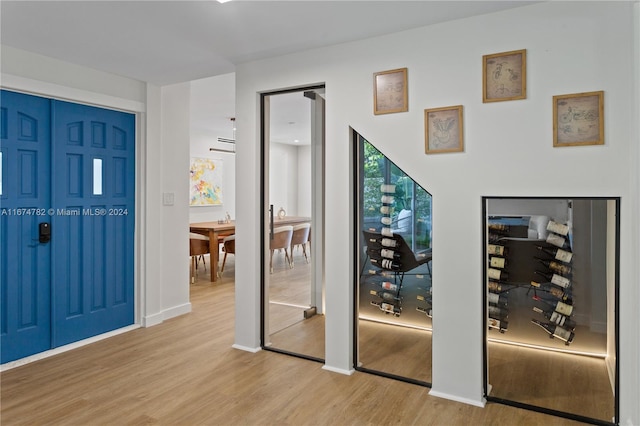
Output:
1,91,135,362
0,90,52,363
51,100,135,347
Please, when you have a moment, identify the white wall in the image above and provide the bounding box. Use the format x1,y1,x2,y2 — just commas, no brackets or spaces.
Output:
234,2,639,422
297,145,312,217
160,83,191,319
189,73,236,223
269,142,299,216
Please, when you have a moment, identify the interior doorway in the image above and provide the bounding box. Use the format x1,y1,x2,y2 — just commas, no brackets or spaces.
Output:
260,85,325,361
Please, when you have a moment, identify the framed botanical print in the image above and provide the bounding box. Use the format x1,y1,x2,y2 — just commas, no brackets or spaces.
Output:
373,68,408,115
553,91,604,147
483,49,526,103
424,105,464,154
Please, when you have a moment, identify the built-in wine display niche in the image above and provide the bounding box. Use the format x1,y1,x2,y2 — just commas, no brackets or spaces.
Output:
353,131,433,386
483,197,619,425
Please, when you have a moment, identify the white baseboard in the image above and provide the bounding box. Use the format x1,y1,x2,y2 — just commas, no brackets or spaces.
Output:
232,344,262,353
321,365,355,376
428,389,486,408
143,303,192,327
162,303,192,320
1,324,140,371
142,312,164,327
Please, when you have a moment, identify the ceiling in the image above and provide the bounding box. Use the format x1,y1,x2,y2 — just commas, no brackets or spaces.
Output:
1,1,538,148
1,1,537,86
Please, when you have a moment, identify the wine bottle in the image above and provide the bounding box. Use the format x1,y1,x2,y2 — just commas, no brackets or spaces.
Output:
488,317,508,333
488,280,516,293
380,217,393,225
380,184,396,193
416,306,433,317
369,289,398,302
488,243,507,256
534,270,570,289
531,319,575,344
488,292,508,307
380,195,395,204
380,281,398,292
488,305,508,319
370,300,401,316
546,220,569,236
529,281,572,303
488,223,509,232
381,259,401,270
381,227,394,237
489,256,507,269
488,267,508,281
535,257,572,276
533,306,576,330
380,248,401,260
533,295,573,317
546,232,570,249
371,258,402,271
368,236,398,248
536,245,573,263
380,206,394,215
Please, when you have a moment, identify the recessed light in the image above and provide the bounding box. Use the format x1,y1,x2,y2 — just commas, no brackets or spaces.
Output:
294,139,300,143
217,0,233,3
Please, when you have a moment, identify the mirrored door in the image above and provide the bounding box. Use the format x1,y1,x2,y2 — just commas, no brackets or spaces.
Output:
261,87,325,361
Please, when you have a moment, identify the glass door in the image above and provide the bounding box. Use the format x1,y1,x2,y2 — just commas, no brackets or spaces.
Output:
261,87,325,361
483,197,619,424
354,131,433,385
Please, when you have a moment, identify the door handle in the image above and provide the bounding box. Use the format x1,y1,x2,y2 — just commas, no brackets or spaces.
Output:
269,205,274,240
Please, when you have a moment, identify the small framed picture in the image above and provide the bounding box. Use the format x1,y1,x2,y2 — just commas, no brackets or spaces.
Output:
373,68,408,115
483,49,526,103
553,91,604,147
424,105,464,154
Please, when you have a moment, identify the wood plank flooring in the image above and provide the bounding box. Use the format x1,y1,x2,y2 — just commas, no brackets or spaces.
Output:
0,252,594,425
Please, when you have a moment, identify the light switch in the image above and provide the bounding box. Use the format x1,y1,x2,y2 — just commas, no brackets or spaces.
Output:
163,192,175,206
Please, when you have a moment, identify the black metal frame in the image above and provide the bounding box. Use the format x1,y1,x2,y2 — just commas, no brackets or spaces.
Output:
481,196,620,426
259,84,325,364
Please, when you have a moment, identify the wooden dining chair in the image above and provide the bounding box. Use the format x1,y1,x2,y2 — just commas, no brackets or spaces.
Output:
189,232,210,283
270,226,293,273
219,234,235,278
290,223,310,267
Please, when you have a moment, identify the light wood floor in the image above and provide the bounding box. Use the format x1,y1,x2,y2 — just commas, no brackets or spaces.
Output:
1,253,592,425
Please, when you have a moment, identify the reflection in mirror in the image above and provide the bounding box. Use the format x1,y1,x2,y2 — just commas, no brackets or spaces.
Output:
484,197,618,424
355,132,433,385
263,89,325,361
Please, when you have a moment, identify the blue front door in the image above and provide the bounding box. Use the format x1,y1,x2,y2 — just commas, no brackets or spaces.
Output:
0,90,135,363
0,90,52,362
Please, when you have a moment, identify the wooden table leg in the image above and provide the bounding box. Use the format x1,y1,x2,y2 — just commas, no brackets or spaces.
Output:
210,230,219,282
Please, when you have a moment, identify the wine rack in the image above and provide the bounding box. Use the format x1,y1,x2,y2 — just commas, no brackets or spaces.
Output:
487,223,511,333
529,220,575,345
367,183,404,317
485,217,579,345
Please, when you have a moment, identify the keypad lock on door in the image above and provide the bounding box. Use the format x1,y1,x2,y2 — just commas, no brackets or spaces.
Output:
39,222,51,243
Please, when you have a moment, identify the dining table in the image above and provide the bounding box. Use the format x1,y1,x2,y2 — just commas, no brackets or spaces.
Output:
189,216,311,282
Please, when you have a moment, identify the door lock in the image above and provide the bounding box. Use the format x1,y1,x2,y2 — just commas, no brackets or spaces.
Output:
39,222,51,243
